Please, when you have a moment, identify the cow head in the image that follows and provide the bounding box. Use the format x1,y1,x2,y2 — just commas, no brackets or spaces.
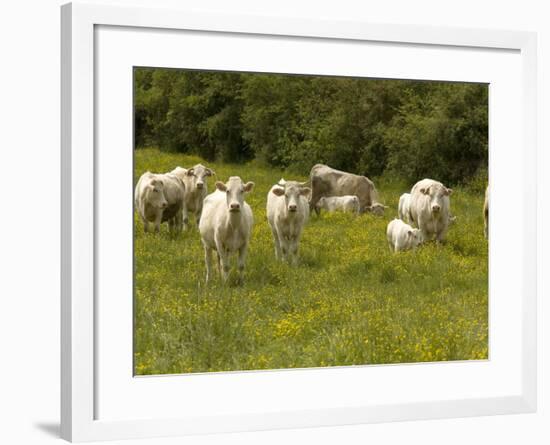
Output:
216,176,254,213
315,196,326,210
272,180,311,213
366,202,388,216
420,184,452,215
147,178,168,209
408,228,424,249
187,164,215,190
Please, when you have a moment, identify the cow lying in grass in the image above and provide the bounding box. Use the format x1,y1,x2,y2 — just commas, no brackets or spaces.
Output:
315,195,360,214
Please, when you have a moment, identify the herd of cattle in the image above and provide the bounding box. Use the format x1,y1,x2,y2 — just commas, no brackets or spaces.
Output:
135,163,489,283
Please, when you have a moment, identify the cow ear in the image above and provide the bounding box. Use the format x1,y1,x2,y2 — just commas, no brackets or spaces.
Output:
445,188,453,196
420,187,428,195
243,181,255,193
300,187,311,198
215,181,227,192
205,168,215,177
187,168,195,176
272,186,284,196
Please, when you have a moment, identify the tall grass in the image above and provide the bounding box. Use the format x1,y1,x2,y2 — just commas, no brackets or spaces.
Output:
134,148,488,375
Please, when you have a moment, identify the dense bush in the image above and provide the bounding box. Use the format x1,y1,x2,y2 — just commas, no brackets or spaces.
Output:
134,68,487,186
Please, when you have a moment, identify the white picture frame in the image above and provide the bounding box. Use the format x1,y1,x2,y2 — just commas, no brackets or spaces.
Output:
61,2,537,442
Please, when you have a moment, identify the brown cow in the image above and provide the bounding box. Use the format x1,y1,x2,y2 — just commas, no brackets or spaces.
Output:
309,164,387,216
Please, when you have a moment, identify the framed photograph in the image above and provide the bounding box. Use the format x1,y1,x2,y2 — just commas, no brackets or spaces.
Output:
61,2,537,442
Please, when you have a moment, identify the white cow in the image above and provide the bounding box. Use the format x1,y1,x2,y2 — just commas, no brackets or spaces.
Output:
483,185,489,239
386,219,424,252
400,191,455,226
315,195,360,214
398,193,412,223
134,171,186,233
409,178,453,242
267,179,311,264
171,163,215,229
199,176,254,283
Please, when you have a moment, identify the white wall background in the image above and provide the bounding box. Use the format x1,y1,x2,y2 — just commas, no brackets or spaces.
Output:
0,0,546,443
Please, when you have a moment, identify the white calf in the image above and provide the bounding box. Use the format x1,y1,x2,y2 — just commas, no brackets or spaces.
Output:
315,195,360,214
387,218,423,252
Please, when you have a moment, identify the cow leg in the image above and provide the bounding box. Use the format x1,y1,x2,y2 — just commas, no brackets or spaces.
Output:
174,210,183,234
216,252,221,275
142,217,149,233
310,193,321,216
218,248,231,283
181,205,190,231
288,236,299,265
237,245,248,284
312,198,321,216
270,227,282,260
280,239,289,262
276,229,289,262
204,247,213,283
195,203,203,227
154,213,162,233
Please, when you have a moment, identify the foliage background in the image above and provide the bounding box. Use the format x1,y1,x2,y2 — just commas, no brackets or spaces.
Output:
134,68,488,187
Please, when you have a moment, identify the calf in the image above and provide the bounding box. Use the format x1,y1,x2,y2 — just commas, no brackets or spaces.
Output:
134,172,185,233
171,163,215,228
315,195,360,214
198,176,254,283
386,219,423,252
409,178,453,242
267,179,311,264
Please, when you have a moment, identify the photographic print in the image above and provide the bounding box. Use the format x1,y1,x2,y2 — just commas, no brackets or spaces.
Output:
133,68,488,375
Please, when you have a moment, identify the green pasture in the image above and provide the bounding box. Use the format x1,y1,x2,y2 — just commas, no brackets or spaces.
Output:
134,148,488,375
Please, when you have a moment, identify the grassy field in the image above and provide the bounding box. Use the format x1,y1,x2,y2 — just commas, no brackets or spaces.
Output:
134,148,488,375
